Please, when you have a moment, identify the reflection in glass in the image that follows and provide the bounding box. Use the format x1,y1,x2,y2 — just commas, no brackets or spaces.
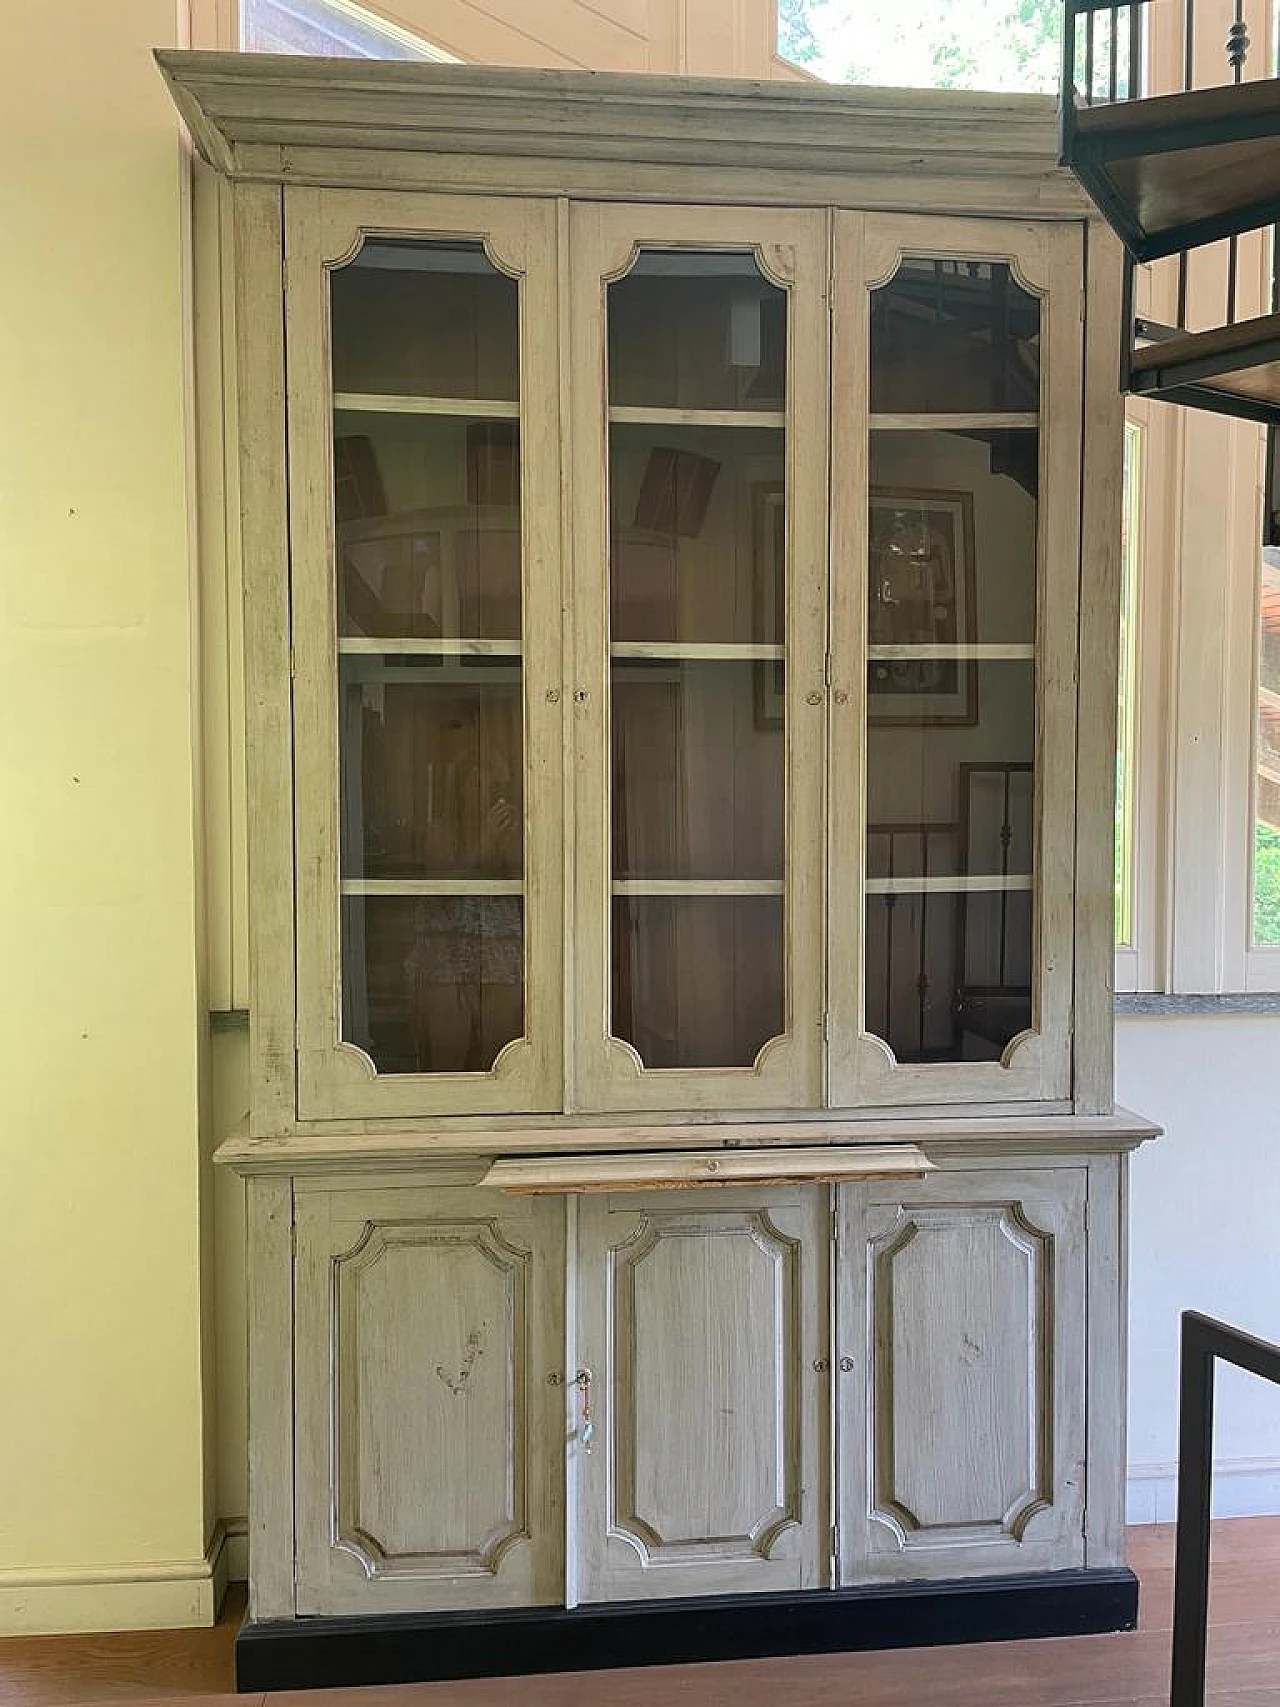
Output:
870,258,1040,415
340,659,523,881
607,250,789,1068
613,898,783,1070
613,661,784,882
609,252,785,411
343,897,523,1076
610,425,785,644
330,238,526,1075
331,241,518,400
863,258,1041,1065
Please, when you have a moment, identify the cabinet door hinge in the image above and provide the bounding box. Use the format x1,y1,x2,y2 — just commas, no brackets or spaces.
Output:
822,1010,830,1043
289,644,297,681
824,651,832,688
830,1522,840,1562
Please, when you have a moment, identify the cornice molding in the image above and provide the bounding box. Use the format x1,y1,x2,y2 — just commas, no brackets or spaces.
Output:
155,50,1088,213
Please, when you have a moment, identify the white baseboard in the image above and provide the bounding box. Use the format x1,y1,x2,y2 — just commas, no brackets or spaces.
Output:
0,1519,236,1636
1127,1457,1280,1525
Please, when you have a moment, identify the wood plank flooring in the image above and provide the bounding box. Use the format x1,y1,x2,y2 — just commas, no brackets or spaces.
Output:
0,1521,1277,1707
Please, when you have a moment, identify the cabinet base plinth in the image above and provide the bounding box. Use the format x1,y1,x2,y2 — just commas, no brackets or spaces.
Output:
234,1568,1139,1691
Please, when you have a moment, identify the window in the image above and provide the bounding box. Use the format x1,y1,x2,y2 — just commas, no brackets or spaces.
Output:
241,0,454,59
1255,541,1280,946
778,0,1059,93
1116,420,1141,947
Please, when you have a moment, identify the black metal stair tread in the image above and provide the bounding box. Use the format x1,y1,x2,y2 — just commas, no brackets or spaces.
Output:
1131,311,1280,373
1129,313,1280,422
1067,78,1280,261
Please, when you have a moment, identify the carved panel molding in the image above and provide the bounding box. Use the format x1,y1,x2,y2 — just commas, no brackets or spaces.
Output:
606,1208,804,1565
330,1217,531,1579
867,1200,1053,1549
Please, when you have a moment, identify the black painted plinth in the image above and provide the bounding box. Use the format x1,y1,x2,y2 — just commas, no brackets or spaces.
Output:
235,1567,1139,1692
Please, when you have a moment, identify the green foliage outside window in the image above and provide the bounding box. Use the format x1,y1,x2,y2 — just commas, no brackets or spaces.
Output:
1255,823,1280,946
777,0,1060,93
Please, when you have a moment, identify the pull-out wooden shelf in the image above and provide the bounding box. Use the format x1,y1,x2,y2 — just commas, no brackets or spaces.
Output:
483,1143,935,1192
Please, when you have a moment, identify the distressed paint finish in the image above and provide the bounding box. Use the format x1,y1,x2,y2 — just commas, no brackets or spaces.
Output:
294,1185,564,1614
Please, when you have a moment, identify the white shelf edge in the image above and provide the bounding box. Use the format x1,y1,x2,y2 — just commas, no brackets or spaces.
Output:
608,405,786,429
869,411,1039,430
868,643,1035,661
864,874,1033,895
338,637,522,656
484,1143,935,1194
611,879,785,897
611,642,784,661
341,879,524,897
334,391,520,418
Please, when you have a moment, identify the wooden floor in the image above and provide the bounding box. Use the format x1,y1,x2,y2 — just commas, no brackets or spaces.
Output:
1,1521,1278,1707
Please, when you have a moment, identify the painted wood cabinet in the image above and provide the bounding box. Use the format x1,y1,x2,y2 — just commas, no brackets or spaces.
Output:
574,1186,830,1601
157,49,1158,1674
835,1166,1088,1582
292,1181,565,1614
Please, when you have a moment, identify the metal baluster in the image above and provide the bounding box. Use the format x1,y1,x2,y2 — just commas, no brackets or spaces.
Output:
1185,0,1196,89
1086,6,1097,101
1108,3,1120,101
1129,0,1143,97
917,830,929,1059
998,769,1013,991
1225,1,1249,325
1178,251,1189,331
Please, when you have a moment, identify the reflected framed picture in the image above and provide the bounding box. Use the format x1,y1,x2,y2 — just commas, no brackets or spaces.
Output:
868,486,978,727
752,480,786,730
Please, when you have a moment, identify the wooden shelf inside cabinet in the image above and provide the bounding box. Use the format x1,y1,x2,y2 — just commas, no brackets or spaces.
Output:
608,406,785,428
334,392,520,418
483,1143,935,1193
869,412,1039,430
863,874,1031,895
867,644,1034,660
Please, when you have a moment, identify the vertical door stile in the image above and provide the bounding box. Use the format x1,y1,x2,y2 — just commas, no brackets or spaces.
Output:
567,203,828,1115
827,214,1083,1110
288,190,564,1122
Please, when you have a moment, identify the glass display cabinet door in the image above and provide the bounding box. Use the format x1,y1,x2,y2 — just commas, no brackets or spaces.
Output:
827,215,1083,1108
287,191,563,1120
569,205,827,1113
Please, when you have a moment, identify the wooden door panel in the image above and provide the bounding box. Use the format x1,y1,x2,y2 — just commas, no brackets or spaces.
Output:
837,1166,1087,1581
295,1184,563,1614
576,1187,828,1601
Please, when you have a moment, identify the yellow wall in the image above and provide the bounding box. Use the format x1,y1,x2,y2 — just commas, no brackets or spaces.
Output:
0,0,214,1633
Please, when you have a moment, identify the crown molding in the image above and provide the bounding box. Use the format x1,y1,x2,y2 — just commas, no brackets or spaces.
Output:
155,51,1089,214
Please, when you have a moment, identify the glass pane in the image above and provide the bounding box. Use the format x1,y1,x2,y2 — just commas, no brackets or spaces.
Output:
871,259,1040,415
613,898,783,1070
1116,421,1142,946
330,239,526,1074
242,0,451,58
864,890,1031,1064
613,660,784,881
1256,544,1280,945
342,896,523,1075
611,424,785,643
607,249,788,1067
862,257,1041,1066
609,253,785,411
336,416,521,641
340,657,523,881
332,241,519,400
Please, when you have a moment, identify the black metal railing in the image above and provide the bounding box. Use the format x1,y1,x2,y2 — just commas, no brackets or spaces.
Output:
1063,0,1149,108
1064,0,1274,348
1169,1311,1280,1707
